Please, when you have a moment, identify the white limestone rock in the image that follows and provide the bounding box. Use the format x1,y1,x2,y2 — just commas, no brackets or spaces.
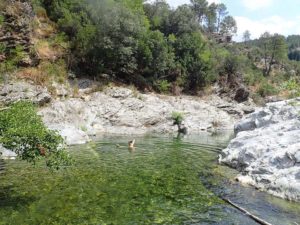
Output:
220,98,300,201
39,88,240,139
0,144,17,160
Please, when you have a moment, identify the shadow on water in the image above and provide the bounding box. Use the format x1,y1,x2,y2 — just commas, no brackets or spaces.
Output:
0,185,36,209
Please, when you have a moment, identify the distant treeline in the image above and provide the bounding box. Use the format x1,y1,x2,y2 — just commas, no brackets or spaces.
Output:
287,35,300,61
243,34,300,62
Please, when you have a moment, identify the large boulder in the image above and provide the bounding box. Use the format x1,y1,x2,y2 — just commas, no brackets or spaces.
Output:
47,124,91,145
220,98,300,201
234,86,249,103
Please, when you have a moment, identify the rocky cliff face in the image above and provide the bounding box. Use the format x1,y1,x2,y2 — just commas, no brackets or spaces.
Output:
220,99,300,202
0,81,51,106
0,0,37,66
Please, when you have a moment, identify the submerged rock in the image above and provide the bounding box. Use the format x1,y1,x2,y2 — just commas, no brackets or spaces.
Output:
0,144,17,160
220,98,300,201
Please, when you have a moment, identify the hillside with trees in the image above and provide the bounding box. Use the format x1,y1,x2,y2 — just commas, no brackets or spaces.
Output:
0,0,300,101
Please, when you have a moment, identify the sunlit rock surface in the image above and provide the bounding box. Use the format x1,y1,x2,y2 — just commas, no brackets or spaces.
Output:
0,82,51,106
39,87,253,145
220,98,300,201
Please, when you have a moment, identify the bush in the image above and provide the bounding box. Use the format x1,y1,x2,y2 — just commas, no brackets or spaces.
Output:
0,43,5,54
281,78,300,98
171,111,184,125
0,44,25,74
243,70,264,86
0,15,4,26
41,60,68,83
257,81,278,97
0,101,72,170
34,6,48,18
156,80,171,93
222,55,241,75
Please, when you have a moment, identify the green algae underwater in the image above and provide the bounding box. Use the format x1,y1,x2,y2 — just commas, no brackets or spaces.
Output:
0,134,299,225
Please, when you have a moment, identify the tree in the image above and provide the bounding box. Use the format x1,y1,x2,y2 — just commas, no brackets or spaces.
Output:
205,3,217,33
243,30,251,42
216,3,228,33
259,32,287,76
175,32,213,92
137,30,175,81
0,102,71,170
143,0,171,34
220,16,237,36
169,5,199,36
287,35,300,61
41,0,96,73
190,0,208,25
90,0,146,75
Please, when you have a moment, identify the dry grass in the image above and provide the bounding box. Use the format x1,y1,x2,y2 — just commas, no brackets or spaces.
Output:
34,40,64,61
32,17,56,39
16,67,49,85
16,61,67,86
197,86,214,98
278,90,290,99
35,41,54,60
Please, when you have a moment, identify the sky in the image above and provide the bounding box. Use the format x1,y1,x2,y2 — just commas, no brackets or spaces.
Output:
164,0,300,41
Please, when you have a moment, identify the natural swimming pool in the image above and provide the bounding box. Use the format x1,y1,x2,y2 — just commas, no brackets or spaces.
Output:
0,133,299,224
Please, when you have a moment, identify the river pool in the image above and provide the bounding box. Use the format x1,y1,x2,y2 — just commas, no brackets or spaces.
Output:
0,133,299,225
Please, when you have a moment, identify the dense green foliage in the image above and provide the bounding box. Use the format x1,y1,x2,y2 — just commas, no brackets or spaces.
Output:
0,102,71,170
32,0,238,93
0,0,298,98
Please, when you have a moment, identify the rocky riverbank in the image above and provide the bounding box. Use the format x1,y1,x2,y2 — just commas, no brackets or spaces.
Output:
220,99,300,202
39,86,253,145
0,81,255,146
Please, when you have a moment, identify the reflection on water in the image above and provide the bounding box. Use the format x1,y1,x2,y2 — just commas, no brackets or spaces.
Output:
0,133,299,225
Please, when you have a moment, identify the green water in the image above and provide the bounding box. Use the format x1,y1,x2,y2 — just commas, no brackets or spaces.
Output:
0,134,299,225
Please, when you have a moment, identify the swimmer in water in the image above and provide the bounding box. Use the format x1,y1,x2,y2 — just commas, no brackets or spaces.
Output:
116,139,136,150
128,139,135,148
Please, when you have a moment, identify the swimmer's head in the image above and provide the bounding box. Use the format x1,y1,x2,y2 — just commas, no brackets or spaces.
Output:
128,139,135,148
